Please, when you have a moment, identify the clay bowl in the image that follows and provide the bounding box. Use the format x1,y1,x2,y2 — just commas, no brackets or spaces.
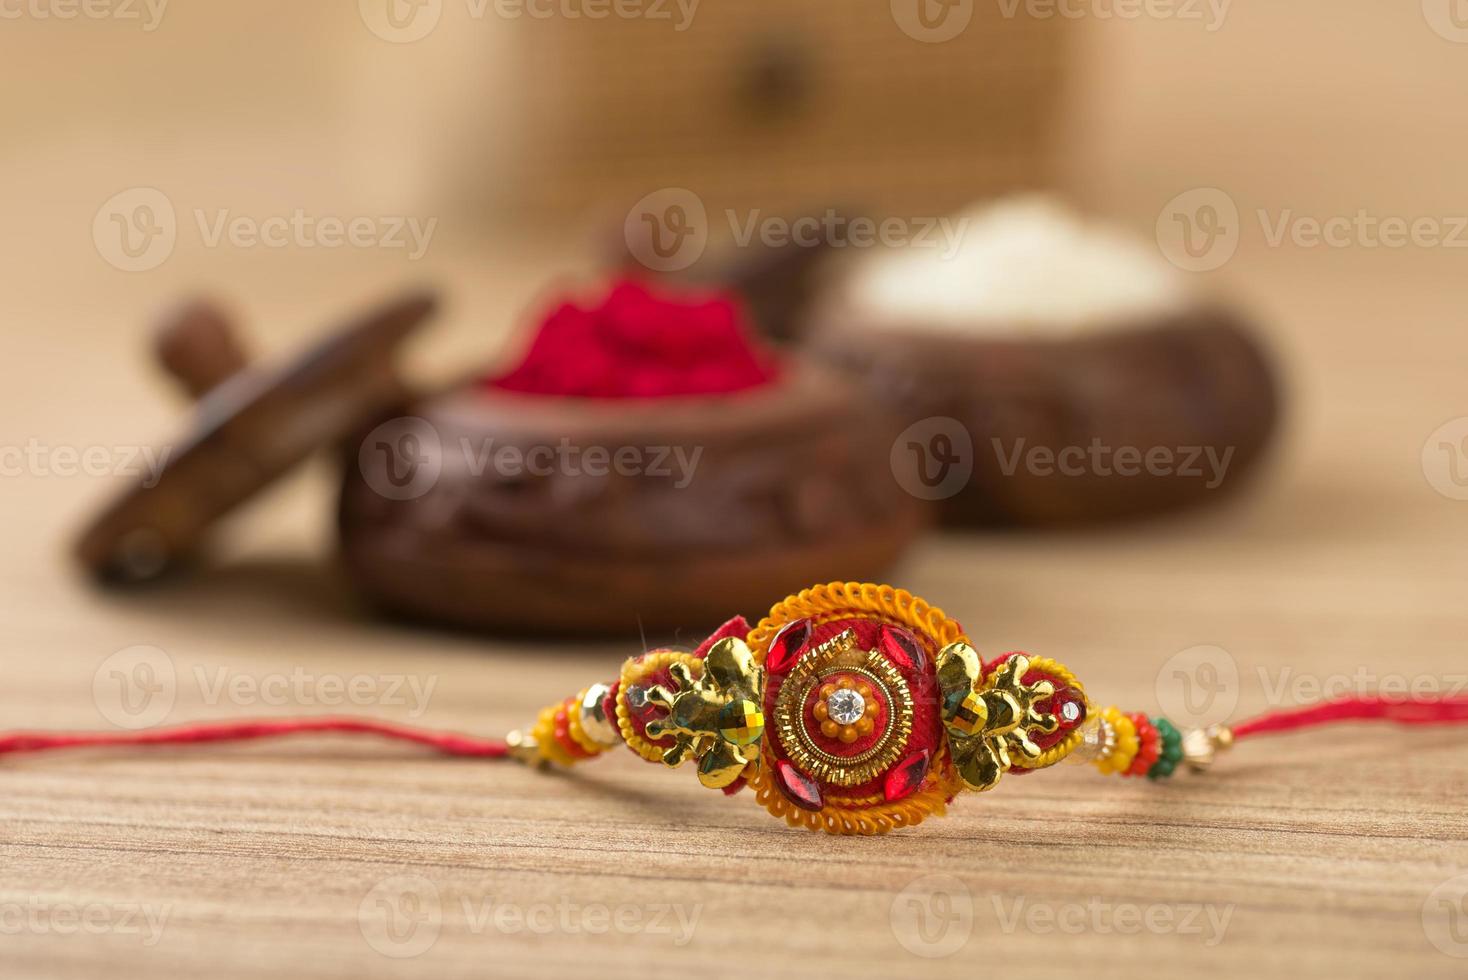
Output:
338,361,927,636
804,303,1280,526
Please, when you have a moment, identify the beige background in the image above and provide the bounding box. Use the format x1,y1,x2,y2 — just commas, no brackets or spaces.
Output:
4,3,1468,978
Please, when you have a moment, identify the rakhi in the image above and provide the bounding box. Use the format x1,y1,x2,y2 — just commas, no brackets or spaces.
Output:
8,582,1468,836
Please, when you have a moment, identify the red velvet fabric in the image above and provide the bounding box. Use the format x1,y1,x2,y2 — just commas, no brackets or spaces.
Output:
488,280,781,399
693,617,753,658
985,651,1087,778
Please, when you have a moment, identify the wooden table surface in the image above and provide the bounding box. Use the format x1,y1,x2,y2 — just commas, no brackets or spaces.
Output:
2,238,1467,979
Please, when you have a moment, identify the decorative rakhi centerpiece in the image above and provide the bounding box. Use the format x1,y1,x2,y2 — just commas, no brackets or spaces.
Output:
525,582,1108,835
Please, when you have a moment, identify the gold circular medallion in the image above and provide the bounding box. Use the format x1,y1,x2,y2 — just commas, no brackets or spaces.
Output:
772,632,914,787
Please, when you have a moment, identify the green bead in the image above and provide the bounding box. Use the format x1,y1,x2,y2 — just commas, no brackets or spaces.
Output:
1148,718,1183,780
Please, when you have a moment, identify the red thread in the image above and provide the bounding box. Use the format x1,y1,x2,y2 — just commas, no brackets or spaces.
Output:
0,717,510,759
1232,695,1468,741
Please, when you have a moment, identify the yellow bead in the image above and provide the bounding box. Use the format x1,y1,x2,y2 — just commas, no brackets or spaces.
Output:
1094,706,1139,776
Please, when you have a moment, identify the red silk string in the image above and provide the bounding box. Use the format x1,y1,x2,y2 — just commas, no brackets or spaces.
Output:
1231,694,1468,740
0,717,510,759
5,695,1468,763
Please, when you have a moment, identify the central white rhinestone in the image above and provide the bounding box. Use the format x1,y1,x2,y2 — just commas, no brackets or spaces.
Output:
827,689,865,725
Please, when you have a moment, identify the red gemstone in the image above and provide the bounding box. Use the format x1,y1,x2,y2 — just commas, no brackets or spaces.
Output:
883,749,931,802
880,625,926,673
774,761,825,811
766,619,813,674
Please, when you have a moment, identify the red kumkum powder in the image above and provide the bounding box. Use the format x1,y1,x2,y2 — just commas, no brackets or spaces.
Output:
487,280,782,399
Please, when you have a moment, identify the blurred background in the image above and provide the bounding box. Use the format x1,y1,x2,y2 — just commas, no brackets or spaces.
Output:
3,0,1467,663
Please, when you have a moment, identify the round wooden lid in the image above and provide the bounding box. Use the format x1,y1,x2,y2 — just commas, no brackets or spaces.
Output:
74,292,437,582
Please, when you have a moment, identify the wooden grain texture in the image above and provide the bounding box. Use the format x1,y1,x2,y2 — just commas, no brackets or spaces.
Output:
2,242,1468,980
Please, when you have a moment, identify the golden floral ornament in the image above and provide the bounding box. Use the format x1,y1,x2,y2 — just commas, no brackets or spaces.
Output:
642,636,765,789
937,644,1060,792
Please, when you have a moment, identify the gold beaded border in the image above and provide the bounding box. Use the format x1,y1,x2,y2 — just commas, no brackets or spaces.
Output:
615,651,703,764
